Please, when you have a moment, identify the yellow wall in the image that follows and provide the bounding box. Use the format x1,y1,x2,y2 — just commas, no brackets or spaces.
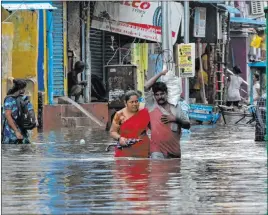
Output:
2,9,38,114
1,22,14,104
131,43,149,94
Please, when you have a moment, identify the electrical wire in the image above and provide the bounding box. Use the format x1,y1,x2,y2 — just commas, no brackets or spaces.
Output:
106,47,121,65
153,1,184,74
155,49,176,75
106,47,129,65
121,37,139,64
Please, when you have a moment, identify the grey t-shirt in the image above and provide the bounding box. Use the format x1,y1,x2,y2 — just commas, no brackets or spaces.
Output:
145,91,189,132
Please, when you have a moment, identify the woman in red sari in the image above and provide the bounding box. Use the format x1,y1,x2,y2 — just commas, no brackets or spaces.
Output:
110,90,150,158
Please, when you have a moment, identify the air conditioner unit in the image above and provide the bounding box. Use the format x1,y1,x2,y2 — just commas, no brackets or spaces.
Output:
251,1,264,15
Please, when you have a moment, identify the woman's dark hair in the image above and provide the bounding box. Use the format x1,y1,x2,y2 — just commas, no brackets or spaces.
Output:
152,82,168,94
124,90,139,102
254,73,260,81
233,65,242,74
7,79,27,95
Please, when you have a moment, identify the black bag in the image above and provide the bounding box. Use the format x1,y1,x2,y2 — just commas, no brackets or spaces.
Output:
16,96,36,130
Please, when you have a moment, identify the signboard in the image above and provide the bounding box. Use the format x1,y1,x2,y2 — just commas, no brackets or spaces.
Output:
177,43,195,78
91,1,183,45
194,7,206,38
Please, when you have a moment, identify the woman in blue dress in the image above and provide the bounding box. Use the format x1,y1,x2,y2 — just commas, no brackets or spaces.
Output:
2,79,33,144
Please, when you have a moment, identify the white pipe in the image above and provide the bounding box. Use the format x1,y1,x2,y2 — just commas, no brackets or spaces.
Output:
184,1,190,104
161,1,170,69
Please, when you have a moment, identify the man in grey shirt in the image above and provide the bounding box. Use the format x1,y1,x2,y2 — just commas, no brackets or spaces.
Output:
144,69,190,159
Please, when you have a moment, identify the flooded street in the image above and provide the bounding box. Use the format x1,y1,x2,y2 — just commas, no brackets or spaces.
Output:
2,125,267,215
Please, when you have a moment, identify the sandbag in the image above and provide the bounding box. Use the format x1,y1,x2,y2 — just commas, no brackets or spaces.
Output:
161,70,182,106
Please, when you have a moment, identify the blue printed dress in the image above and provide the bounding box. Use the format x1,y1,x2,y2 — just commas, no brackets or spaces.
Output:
2,96,32,144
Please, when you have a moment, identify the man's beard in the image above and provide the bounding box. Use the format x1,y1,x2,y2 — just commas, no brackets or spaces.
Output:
157,99,166,104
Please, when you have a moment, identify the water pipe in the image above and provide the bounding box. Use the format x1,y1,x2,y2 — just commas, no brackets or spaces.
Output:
47,10,54,105
85,4,91,103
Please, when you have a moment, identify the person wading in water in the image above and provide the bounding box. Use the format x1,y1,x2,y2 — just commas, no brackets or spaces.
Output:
144,69,190,159
109,90,151,158
2,79,36,144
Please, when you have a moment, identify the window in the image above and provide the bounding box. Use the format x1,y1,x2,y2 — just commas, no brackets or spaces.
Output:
251,1,264,15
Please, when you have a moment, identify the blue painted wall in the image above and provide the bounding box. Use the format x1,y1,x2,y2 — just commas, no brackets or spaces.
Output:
38,10,45,91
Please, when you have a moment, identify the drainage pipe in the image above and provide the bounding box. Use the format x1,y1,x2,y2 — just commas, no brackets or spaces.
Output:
85,3,91,103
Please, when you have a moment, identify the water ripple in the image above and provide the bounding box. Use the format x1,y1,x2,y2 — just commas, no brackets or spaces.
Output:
2,125,267,214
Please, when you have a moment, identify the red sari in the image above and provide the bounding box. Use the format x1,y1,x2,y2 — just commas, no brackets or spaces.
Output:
149,107,181,157
113,108,150,158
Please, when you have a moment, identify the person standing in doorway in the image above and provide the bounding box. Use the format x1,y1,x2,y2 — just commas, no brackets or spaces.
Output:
68,61,87,103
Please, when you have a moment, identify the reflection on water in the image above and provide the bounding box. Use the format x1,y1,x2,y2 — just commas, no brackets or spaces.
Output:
2,125,267,214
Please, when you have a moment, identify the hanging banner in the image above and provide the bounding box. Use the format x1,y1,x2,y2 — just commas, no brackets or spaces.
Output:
91,1,184,45
177,43,195,78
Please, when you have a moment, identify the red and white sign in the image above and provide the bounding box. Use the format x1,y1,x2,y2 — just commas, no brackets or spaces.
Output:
91,1,184,45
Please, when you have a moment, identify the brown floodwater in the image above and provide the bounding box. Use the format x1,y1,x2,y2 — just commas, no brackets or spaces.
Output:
2,124,267,214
